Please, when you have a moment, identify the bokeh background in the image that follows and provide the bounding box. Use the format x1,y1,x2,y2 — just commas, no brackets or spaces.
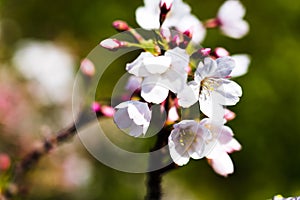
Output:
0,0,300,199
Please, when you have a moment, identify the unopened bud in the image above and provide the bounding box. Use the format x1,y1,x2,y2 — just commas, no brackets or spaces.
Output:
183,29,193,39
101,106,115,117
91,102,101,113
100,38,127,50
160,0,173,10
0,153,11,171
214,47,229,58
112,20,129,31
200,48,211,56
80,58,95,77
204,18,221,28
159,0,173,25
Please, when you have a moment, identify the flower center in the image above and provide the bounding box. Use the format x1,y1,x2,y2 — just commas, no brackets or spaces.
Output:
200,78,220,98
179,129,196,147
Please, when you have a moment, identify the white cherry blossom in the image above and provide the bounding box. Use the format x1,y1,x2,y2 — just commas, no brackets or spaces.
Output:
126,47,189,104
135,0,206,43
178,56,242,118
217,0,249,39
113,101,151,137
168,120,211,166
168,118,241,174
13,40,74,105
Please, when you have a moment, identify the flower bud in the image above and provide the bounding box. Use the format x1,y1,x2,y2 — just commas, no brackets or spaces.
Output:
214,47,229,58
100,38,127,50
0,153,11,171
159,0,173,25
101,106,115,117
91,102,101,113
112,20,129,31
80,58,95,77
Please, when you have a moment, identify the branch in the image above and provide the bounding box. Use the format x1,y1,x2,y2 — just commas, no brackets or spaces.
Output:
4,109,99,198
145,95,179,200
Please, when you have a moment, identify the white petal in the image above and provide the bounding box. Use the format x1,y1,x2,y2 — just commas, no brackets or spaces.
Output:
143,56,172,74
165,47,189,73
141,77,169,104
196,57,218,79
128,122,144,137
127,103,150,126
215,79,242,106
135,7,160,29
209,154,234,177
168,106,179,122
215,56,235,77
207,147,234,177
177,82,199,108
176,15,206,43
222,138,242,153
113,108,132,129
218,0,246,22
199,92,225,119
230,54,251,77
221,20,249,39
126,52,153,77
125,76,142,92
160,68,187,93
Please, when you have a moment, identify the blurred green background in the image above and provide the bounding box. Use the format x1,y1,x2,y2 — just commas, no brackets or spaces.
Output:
0,0,300,199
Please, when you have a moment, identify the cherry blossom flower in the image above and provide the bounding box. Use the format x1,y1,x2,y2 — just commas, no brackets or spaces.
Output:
113,101,151,137
13,40,74,105
168,118,241,175
126,47,189,104
135,0,206,43
217,0,249,39
178,56,242,118
200,118,241,177
168,120,211,166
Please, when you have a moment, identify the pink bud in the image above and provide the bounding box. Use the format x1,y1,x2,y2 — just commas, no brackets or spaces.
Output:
224,109,236,121
183,29,193,39
112,20,129,31
214,47,230,58
0,153,11,171
101,106,115,117
200,48,211,56
100,38,126,50
80,58,95,77
204,18,221,28
91,102,101,113
160,0,173,11
159,0,173,25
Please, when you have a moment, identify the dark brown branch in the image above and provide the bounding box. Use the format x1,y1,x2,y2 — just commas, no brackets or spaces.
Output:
145,95,179,200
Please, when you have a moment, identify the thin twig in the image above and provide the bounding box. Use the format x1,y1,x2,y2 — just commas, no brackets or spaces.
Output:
4,109,99,198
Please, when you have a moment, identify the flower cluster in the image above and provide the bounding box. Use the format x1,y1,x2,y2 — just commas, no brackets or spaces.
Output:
99,0,250,176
